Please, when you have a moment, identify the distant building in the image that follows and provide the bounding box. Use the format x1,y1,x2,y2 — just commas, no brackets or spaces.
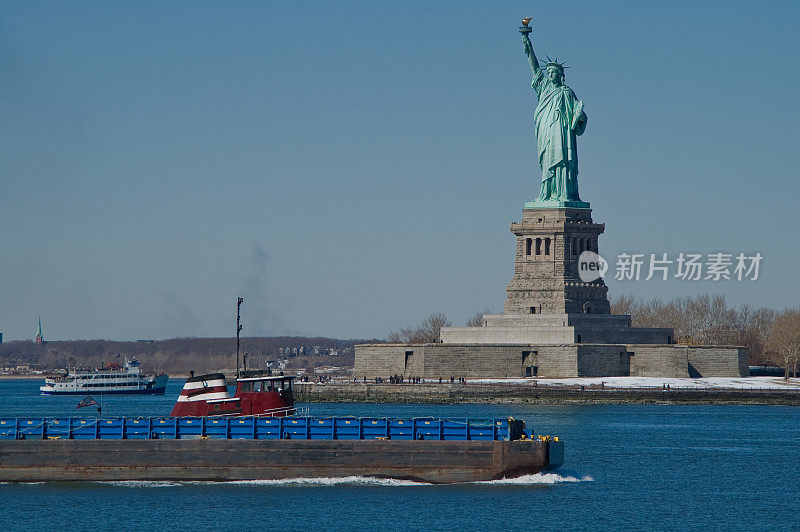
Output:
35,317,44,345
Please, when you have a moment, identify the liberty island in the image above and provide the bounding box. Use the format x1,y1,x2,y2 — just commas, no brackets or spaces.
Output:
354,18,747,380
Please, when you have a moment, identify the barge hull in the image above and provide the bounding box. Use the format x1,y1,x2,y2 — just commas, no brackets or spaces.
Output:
0,439,562,484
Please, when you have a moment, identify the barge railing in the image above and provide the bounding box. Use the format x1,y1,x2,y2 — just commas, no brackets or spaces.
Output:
0,416,525,442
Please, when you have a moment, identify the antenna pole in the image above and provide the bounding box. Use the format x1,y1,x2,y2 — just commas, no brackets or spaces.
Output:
236,297,243,379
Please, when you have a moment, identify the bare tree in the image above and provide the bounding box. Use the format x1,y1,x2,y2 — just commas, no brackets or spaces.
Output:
765,310,800,380
386,330,404,343
387,312,452,343
423,312,452,341
466,308,492,327
610,293,788,364
610,294,635,316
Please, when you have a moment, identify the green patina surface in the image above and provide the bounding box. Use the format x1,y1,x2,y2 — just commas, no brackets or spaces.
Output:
524,199,590,209
521,21,589,209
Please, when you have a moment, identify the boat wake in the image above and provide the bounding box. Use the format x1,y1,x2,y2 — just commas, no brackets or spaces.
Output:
228,476,427,487
98,471,592,488
102,477,427,487
476,471,594,484
100,480,186,488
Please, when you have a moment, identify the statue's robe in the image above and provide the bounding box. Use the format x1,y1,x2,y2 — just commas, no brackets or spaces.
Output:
532,70,587,202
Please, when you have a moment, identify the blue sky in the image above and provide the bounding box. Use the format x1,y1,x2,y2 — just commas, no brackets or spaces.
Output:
1,1,798,341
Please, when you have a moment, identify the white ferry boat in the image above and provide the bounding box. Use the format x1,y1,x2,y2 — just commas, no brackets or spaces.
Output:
40,358,169,395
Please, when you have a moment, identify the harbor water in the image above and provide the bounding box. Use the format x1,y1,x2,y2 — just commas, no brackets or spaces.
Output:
1,379,799,530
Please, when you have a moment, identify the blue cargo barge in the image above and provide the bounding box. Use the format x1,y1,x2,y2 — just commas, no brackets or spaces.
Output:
0,416,564,483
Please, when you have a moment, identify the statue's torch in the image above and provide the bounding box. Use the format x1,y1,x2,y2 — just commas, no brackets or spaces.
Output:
519,17,533,36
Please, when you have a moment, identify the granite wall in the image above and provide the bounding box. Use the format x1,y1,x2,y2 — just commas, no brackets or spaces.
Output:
354,343,748,379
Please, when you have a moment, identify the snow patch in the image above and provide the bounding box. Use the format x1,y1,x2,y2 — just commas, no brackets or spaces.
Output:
469,376,798,390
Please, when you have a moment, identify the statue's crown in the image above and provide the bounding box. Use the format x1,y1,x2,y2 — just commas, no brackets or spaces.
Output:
543,56,568,72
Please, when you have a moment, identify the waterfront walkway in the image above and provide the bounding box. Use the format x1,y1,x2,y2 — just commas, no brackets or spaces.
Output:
294,377,800,405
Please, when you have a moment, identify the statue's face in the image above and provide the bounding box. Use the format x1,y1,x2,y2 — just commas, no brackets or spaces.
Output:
547,68,563,86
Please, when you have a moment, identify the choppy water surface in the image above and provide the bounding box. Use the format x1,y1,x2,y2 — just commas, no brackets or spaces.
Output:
1,379,798,530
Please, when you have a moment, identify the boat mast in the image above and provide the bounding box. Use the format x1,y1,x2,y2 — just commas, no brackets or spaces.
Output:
236,297,243,379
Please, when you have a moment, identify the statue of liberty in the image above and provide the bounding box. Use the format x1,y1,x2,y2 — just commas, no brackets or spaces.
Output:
520,19,589,208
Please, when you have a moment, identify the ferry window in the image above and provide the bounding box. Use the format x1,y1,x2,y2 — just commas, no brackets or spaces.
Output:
286,379,292,391
253,381,262,392
241,382,252,392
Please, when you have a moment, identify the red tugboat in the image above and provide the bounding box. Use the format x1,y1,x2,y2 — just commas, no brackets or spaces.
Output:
170,371,297,417
170,297,299,417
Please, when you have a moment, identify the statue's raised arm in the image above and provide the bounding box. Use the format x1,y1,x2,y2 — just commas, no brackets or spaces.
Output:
521,17,539,75
523,34,539,75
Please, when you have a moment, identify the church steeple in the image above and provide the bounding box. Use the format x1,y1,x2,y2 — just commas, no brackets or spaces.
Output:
35,316,43,344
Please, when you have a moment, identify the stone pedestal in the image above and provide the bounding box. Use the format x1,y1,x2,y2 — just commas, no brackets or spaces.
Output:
503,207,611,315
354,202,747,379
